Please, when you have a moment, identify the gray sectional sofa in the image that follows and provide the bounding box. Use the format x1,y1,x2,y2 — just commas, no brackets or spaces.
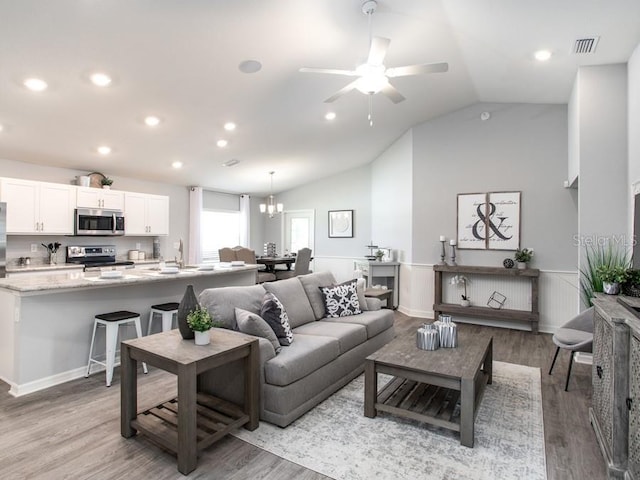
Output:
197,271,395,427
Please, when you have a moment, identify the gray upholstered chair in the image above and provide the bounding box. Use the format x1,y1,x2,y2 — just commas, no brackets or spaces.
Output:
548,307,594,391
218,247,235,262
233,246,276,283
275,248,312,281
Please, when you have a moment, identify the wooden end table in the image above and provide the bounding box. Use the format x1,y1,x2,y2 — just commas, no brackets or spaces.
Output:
121,329,259,475
364,288,394,309
365,329,492,447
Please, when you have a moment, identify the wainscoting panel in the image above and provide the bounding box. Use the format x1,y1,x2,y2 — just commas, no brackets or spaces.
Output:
302,258,579,334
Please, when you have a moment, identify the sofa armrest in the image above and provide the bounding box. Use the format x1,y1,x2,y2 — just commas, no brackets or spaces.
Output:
366,297,382,310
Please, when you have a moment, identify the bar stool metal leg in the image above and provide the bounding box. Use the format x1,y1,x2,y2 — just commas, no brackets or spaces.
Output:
86,320,99,378
133,318,149,374
105,322,119,387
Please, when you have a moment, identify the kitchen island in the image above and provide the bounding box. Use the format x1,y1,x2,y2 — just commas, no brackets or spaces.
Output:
0,264,258,396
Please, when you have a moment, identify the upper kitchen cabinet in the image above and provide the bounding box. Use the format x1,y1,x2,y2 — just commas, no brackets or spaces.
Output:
0,178,75,234
124,192,169,235
76,187,124,210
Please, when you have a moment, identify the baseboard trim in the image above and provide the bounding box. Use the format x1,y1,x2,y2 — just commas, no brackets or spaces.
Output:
397,305,434,319
8,362,114,397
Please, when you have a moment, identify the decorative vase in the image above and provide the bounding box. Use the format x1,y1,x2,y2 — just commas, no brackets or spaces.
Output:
517,261,527,270
177,284,198,339
416,323,439,351
194,330,211,346
603,282,621,295
49,252,57,265
503,258,514,269
460,299,471,307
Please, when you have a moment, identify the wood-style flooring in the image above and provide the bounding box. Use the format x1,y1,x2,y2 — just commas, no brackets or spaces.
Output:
0,313,606,479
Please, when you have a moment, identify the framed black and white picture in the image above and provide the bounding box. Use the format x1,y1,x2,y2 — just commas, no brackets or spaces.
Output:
328,210,354,238
457,191,521,250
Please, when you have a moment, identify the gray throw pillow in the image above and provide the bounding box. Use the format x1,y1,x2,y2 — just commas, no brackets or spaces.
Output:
235,307,282,354
299,271,338,319
260,292,294,346
319,279,362,318
356,278,369,311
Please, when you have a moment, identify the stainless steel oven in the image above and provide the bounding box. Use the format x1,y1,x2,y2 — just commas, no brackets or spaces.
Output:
75,208,125,236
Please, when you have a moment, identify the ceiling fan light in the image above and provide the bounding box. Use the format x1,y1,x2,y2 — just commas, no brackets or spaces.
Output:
355,74,388,94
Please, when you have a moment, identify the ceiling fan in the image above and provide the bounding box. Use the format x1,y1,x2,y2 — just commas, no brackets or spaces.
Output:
299,0,449,125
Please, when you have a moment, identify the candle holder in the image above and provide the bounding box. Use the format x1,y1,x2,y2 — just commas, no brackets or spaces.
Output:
449,244,457,266
439,240,447,265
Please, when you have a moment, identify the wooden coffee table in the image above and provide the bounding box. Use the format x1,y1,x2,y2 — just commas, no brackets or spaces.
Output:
364,329,492,447
121,329,259,475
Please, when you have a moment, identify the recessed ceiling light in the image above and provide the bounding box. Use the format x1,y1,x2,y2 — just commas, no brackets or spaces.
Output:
325,112,337,121
534,50,552,62
216,139,228,148
90,72,112,87
171,161,183,169
144,115,161,127
24,78,48,92
238,60,262,74
97,145,112,155
224,122,236,131
222,158,240,167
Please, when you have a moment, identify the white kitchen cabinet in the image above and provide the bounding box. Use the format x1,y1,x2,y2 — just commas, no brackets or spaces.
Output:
0,178,75,234
124,192,169,235
76,187,124,210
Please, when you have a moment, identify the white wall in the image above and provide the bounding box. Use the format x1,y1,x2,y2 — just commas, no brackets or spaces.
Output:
629,44,640,245
0,158,189,263
371,130,413,263
568,73,580,186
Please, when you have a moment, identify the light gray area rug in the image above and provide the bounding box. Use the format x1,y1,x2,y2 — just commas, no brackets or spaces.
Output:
232,361,546,480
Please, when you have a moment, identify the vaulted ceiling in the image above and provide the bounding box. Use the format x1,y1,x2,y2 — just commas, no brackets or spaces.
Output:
1,0,639,195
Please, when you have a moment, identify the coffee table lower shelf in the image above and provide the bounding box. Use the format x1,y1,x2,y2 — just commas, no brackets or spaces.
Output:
131,393,249,454
375,374,489,434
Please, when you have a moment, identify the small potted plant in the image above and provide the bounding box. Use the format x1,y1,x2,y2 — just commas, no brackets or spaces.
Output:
375,250,385,262
187,306,216,345
514,248,534,269
101,177,114,189
450,274,471,307
596,265,629,295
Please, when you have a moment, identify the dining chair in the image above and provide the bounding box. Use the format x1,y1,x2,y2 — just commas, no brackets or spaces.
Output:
276,248,312,280
234,246,276,283
548,307,594,391
218,247,236,262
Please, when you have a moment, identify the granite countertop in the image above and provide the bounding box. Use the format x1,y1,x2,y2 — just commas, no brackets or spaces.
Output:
0,264,258,294
592,293,640,334
6,263,85,273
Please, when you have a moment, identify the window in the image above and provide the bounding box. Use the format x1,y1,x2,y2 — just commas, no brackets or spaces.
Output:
201,210,240,262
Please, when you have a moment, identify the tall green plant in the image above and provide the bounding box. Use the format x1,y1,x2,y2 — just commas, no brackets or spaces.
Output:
580,243,631,306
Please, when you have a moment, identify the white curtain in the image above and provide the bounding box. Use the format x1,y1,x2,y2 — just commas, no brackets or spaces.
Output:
189,186,203,264
239,194,251,248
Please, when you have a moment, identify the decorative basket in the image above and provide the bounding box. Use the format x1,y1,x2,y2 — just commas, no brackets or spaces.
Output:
622,284,640,297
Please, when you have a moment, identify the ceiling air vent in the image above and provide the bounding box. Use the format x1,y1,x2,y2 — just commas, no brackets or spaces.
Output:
573,36,600,54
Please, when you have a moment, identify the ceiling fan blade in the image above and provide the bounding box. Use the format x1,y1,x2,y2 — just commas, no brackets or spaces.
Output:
324,80,360,103
367,37,391,65
380,83,405,104
386,62,449,78
299,67,358,76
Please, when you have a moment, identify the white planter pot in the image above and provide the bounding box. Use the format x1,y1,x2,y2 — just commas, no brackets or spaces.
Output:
603,282,621,295
460,299,471,307
102,185,111,190
517,262,527,270
194,330,211,345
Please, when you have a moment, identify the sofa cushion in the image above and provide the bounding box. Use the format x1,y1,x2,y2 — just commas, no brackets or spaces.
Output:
298,271,338,320
199,284,266,330
293,321,367,354
356,278,369,311
320,279,361,318
235,307,282,354
261,293,294,346
263,277,316,328
264,334,340,386
321,309,394,339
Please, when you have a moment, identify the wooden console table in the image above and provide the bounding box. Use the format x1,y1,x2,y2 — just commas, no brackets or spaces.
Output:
433,265,540,333
121,329,259,475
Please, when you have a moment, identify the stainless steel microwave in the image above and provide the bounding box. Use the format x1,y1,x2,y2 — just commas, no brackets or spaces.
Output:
75,208,125,236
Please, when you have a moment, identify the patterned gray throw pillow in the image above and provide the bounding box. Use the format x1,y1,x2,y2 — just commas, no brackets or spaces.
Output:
260,292,294,346
235,307,282,354
319,279,362,318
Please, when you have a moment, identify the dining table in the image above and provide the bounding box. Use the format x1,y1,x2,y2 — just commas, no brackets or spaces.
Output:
256,256,296,272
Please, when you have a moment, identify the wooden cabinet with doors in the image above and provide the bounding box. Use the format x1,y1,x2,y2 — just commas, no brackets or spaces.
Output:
124,192,169,235
0,177,75,234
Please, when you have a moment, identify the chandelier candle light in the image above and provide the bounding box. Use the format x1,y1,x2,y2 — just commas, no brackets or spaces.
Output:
259,171,283,218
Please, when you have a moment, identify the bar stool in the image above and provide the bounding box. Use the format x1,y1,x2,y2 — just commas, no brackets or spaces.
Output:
86,310,148,387
147,302,180,335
